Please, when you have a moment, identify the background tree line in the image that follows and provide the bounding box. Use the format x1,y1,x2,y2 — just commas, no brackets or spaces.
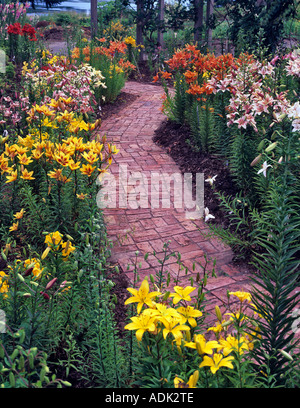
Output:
17,0,298,55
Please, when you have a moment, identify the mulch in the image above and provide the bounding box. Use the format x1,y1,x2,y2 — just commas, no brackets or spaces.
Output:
153,119,239,228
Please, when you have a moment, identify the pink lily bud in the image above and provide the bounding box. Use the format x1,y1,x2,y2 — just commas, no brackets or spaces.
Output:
40,291,50,300
45,277,58,291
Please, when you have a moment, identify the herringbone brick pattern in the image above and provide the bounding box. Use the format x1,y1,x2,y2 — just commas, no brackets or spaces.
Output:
99,81,253,315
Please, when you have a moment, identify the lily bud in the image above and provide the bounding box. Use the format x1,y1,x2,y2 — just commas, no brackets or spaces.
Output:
221,319,232,328
257,140,265,151
279,349,293,361
265,142,277,152
17,273,25,282
41,246,51,260
45,277,58,291
215,305,222,322
40,291,50,300
250,154,262,167
195,340,203,355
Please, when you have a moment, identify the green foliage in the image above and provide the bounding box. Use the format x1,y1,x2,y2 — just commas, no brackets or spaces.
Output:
249,165,300,385
188,99,215,153
0,328,70,388
224,0,297,54
207,191,257,259
229,127,258,195
161,72,188,123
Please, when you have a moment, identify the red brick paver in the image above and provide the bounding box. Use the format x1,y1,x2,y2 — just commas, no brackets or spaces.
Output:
99,81,252,311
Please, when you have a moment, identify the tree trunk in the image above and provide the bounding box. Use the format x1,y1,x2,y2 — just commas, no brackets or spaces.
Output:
206,0,214,50
194,0,204,44
136,0,144,61
91,0,98,39
157,0,164,48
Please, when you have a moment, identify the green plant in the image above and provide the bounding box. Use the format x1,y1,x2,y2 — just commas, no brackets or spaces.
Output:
249,164,300,386
188,99,215,153
0,328,70,388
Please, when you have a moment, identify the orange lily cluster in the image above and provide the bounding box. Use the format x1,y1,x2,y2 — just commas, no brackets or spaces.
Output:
154,44,235,97
72,39,131,63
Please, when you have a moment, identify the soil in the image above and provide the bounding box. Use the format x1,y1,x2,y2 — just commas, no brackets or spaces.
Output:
37,24,91,42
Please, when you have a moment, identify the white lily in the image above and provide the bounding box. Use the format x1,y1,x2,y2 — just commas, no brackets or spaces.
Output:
205,175,217,186
204,207,215,222
257,161,272,177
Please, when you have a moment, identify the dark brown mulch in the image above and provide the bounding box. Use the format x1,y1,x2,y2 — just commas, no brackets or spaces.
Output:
153,119,239,227
108,267,131,337
39,24,91,42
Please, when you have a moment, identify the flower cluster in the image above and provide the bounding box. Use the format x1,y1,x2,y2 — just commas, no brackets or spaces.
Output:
124,36,136,47
0,1,30,39
125,280,198,341
22,53,106,115
72,39,127,62
206,53,293,132
285,50,300,78
7,22,37,41
124,279,256,385
154,44,235,96
103,21,129,39
71,39,136,74
0,271,9,298
1,117,118,187
44,231,76,260
0,91,30,129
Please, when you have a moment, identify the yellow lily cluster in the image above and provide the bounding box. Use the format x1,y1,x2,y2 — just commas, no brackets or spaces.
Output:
0,271,9,298
124,280,257,385
44,231,75,261
1,255,44,299
124,280,202,343
1,115,118,187
124,36,137,47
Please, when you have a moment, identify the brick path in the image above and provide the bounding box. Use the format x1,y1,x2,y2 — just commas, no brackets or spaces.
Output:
99,81,252,314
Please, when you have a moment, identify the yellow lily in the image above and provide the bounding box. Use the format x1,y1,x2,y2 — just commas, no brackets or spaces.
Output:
125,279,161,314
170,285,195,304
200,353,234,374
124,314,156,341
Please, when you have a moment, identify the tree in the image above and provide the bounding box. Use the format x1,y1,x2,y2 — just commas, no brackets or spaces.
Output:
221,0,297,54
193,0,204,43
206,0,214,48
91,0,98,39
157,0,164,47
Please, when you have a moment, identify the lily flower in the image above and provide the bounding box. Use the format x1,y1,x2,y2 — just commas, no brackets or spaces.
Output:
124,314,156,341
257,161,272,177
125,279,161,314
199,353,234,374
204,207,215,222
205,175,217,186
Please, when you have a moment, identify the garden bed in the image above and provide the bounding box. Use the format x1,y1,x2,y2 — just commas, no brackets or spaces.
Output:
153,119,238,228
